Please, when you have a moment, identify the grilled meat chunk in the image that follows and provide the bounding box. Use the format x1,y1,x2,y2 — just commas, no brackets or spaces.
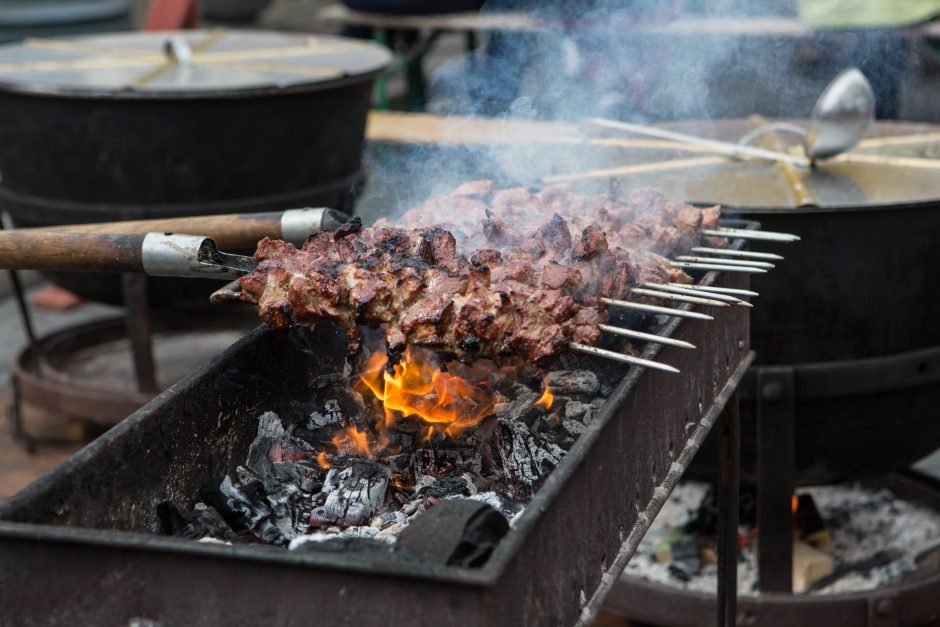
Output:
240,224,604,362
385,181,721,264
241,183,719,363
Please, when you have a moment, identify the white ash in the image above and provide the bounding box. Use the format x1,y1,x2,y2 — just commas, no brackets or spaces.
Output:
456,491,524,524
308,400,344,429
372,510,408,530
197,537,232,546
310,462,390,527
174,351,616,554
624,482,940,595
289,526,390,550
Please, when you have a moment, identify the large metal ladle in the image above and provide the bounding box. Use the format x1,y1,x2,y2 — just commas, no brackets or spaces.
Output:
802,67,875,159
587,67,876,167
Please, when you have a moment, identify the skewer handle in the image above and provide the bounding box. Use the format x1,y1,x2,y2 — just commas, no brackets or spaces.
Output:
19,208,349,250
0,231,146,273
0,231,251,281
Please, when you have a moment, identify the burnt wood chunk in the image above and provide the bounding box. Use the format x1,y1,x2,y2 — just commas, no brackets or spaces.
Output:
396,499,509,567
545,370,600,396
413,447,483,478
156,502,238,543
495,389,541,426
495,419,564,500
310,460,390,527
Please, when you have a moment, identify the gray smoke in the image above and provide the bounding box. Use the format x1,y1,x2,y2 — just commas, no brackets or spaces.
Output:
358,0,906,221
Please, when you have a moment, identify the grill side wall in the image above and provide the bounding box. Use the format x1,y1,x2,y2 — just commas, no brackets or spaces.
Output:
0,267,751,627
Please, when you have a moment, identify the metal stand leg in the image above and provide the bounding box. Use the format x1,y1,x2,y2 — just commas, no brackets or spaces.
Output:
757,367,795,592
121,274,158,394
717,391,740,627
2,215,41,451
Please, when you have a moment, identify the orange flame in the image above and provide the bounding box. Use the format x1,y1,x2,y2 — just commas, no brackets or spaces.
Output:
316,451,331,469
792,494,800,514
535,385,554,410
331,426,372,458
356,350,495,437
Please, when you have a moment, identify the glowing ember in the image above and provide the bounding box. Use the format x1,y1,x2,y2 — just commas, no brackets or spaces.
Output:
316,451,331,469
332,426,372,458
535,385,554,410
792,494,800,514
356,350,495,437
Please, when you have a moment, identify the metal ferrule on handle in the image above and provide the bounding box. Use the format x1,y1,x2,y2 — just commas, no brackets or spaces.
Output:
141,233,255,279
279,208,327,246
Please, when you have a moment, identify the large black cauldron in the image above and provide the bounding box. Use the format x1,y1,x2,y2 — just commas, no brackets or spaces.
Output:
677,120,940,485
0,30,390,306
585,118,940,485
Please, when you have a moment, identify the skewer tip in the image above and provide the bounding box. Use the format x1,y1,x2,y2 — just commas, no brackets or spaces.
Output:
569,342,681,373
209,280,243,305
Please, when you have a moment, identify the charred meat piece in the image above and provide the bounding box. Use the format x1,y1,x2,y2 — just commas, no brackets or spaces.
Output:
240,224,604,362
239,214,686,362
242,184,720,363
384,181,723,266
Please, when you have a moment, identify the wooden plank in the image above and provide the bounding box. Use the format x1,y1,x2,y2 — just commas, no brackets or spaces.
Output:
366,110,578,145
366,111,724,154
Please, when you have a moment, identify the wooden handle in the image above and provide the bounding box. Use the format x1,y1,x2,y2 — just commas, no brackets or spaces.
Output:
25,212,282,250
18,209,349,250
0,232,146,272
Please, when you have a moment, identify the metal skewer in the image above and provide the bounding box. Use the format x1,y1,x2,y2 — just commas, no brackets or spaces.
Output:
669,283,759,297
599,324,696,349
670,261,767,274
210,279,243,304
642,282,751,307
569,342,680,373
691,246,783,261
703,228,800,242
675,255,775,269
631,287,730,307
601,297,714,320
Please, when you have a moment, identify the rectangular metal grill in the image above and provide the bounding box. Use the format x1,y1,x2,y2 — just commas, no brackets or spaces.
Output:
0,225,757,627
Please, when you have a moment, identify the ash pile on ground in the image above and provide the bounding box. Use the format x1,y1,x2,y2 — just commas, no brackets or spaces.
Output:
157,358,621,563
625,481,940,595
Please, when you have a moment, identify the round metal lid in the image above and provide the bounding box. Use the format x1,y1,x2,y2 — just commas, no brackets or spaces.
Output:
0,28,391,98
569,119,940,213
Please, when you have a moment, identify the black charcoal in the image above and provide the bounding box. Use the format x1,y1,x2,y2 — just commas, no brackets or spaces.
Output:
563,400,589,421
157,501,237,542
413,447,483,478
545,370,600,396
667,535,701,582
272,460,324,494
495,391,542,427
562,418,586,437
414,473,476,500
395,499,509,567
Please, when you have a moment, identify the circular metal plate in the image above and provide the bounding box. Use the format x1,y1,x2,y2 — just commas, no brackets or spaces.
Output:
12,316,253,424
0,29,391,98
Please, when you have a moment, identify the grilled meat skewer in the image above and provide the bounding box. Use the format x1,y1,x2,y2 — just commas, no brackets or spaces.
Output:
238,215,694,363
